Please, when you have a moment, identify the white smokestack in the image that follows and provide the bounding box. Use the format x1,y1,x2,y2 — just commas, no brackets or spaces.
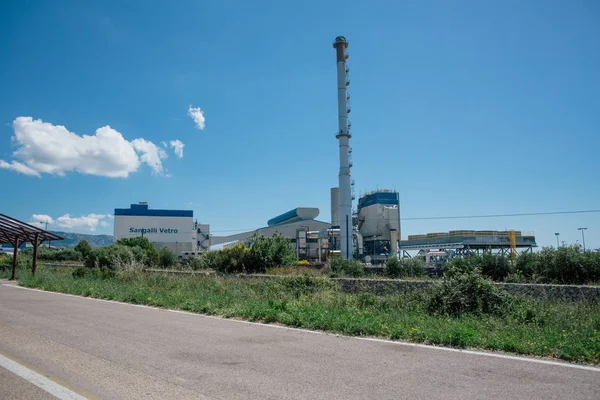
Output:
330,187,340,227
333,36,353,259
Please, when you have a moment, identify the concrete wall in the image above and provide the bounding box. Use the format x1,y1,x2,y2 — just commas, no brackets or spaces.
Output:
336,279,599,302
143,270,599,302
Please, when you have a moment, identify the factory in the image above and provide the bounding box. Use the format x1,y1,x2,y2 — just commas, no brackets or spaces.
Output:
113,203,210,259
112,36,535,265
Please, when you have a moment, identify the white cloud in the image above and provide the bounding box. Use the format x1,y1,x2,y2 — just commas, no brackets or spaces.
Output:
131,138,167,175
161,141,168,148
0,117,169,178
187,105,205,130
169,139,185,158
29,213,112,232
0,160,41,177
29,214,54,228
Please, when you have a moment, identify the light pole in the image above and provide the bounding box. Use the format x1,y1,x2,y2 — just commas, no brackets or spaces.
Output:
554,233,560,249
578,228,587,252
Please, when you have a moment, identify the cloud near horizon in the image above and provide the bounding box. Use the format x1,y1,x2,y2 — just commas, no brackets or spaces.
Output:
29,213,113,232
0,117,171,178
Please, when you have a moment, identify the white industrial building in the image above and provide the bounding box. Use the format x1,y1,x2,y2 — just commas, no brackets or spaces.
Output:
356,190,400,264
113,203,210,259
211,208,332,260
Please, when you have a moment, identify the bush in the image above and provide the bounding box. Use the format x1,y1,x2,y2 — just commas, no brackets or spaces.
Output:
536,246,600,284
245,233,296,271
199,244,248,273
72,267,87,278
85,244,141,270
427,267,512,317
74,240,93,259
329,256,365,277
159,247,177,268
116,237,160,266
514,251,539,280
199,234,297,274
385,258,426,278
37,248,82,262
478,253,511,281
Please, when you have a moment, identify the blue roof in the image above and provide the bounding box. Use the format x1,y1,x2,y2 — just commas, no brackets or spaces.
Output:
358,192,399,209
268,209,303,227
114,204,193,217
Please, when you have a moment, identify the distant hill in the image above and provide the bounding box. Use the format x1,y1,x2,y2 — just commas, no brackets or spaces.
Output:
49,231,114,248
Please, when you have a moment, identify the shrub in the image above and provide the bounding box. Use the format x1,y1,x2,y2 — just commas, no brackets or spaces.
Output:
159,247,177,268
74,240,93,259
200,244,249,273
245,233,296,271
194,251,223,270
116,237,160,266
329,256,365,277
200,234,297,274
85,244,140,270
514,251,539,280
478,253,511,281
37,248,82,262
427,267,512,317
72,267,87,279
385,258,426,278
442,257,478,276
538,246,590,284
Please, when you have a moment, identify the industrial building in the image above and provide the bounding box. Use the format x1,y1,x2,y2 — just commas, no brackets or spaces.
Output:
211,207,332,259
399,230,537,267
357,190,400,264
113,203,210,259
114,37,536,266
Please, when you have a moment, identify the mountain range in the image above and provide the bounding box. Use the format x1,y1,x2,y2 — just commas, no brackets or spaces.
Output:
49,231,114,248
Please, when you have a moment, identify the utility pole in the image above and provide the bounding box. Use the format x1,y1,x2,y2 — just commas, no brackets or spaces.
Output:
554,232,560,249
578,228,587,252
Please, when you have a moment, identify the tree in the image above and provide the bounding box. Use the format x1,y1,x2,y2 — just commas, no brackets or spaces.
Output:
74,240,93,259
159,247,177,268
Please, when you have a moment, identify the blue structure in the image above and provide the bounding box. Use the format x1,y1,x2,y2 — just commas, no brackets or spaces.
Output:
357,191,399,210
114,204,193,217
267,208,320,227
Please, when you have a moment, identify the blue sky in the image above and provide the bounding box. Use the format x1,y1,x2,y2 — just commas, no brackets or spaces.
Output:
1,0,598,249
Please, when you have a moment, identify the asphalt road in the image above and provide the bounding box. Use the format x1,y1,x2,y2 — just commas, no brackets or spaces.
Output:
0,365,56,400
0,282,598,400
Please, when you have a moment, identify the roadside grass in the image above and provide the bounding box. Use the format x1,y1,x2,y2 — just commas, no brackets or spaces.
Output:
12,267,600,364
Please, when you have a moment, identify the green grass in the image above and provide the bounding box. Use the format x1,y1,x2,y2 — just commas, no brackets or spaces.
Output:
6,266,600,364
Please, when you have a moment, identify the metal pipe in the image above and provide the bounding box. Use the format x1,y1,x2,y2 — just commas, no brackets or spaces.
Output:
333,36,353,259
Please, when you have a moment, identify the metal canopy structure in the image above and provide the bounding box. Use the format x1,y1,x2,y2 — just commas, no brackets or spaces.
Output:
0,213,63,280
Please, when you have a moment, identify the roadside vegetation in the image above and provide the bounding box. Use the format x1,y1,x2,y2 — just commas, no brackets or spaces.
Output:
5,234,598,285
2,238,599,364
2,262,597,364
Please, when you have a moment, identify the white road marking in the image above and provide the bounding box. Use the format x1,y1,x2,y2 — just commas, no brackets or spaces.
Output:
4,283,600,373
0,354,87,400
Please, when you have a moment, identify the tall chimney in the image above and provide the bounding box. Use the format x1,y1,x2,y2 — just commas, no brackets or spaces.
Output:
333,36,353,259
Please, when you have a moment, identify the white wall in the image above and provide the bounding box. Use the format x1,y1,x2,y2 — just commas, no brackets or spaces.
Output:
114,215,194,244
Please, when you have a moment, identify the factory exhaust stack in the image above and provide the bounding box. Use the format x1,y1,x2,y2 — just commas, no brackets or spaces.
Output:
333,36,353,259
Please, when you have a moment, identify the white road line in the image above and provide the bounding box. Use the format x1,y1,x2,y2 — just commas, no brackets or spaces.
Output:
0,354,87,400
4,283,600,373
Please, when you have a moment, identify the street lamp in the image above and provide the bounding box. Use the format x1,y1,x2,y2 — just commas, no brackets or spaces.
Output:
578,228,587,252
554,233,560,249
